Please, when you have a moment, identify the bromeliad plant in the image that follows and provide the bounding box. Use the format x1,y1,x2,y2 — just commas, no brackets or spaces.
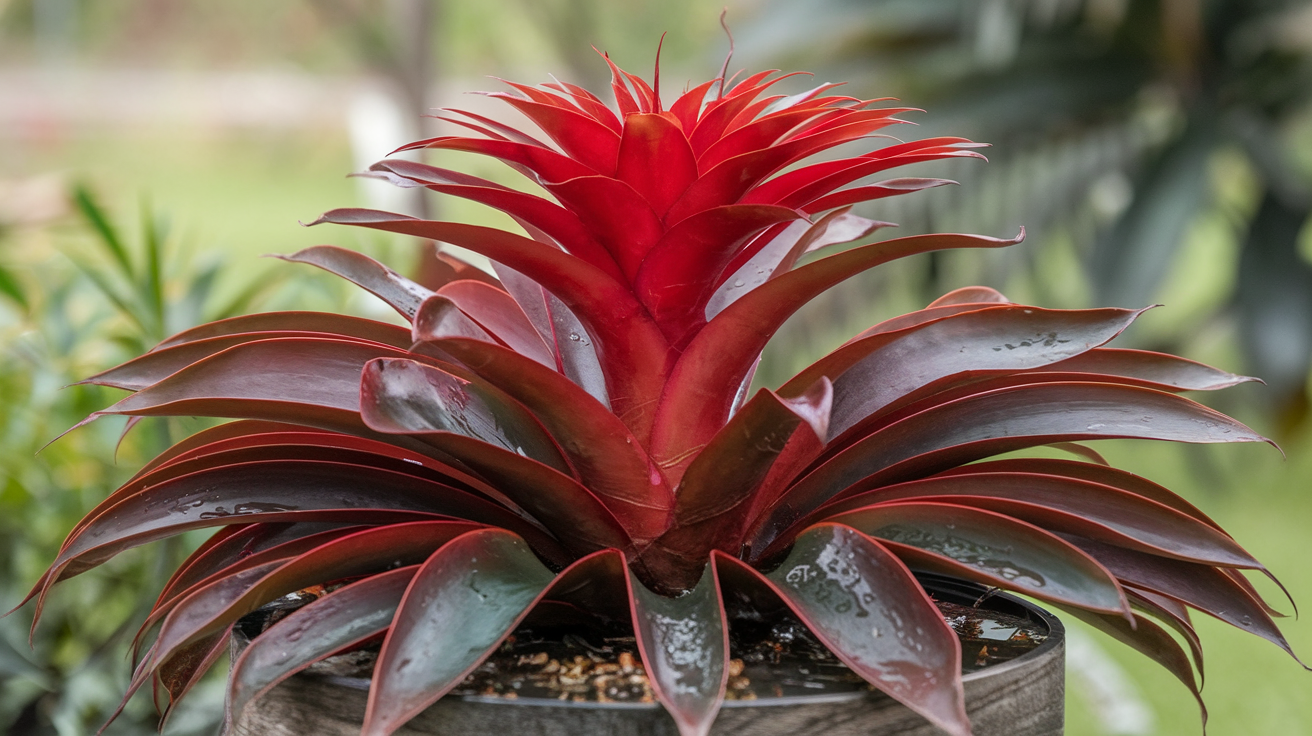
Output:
14,49,1303,736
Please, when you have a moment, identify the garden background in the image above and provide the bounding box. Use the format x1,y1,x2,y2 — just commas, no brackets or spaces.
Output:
1,1,1310,734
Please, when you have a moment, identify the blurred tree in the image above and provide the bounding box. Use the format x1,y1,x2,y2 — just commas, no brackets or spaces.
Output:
739,0,1312,432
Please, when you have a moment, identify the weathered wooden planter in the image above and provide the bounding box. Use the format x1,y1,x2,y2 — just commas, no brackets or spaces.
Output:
230,578,1065,736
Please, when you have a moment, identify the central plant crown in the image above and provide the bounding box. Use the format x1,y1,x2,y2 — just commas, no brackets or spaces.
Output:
18,46,1300,736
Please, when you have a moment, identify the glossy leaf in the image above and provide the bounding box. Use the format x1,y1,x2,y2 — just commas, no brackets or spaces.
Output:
84,337,411,431
226,566,419,728
141,526,368,639
1065,537,1303,664
411,294,497,345
360,357,631,554
354,357,571,473
933,458,1228,534
820,503,1129,615
768,382,1268,537
1056,604,1206,723
153,311,412,351
651,231,1024,467
145,521,482,676
617,112,698,217
431,280,554,366
644,378,831,586
782,306,1145,440
807,471,1259,569
276,246,432,320
626,563,729,736
717,525,971,736
1043,348,1259,391
83,332,400,392
311,209,673,437
362,530,556,736
426,337,673,543
42,459,555,595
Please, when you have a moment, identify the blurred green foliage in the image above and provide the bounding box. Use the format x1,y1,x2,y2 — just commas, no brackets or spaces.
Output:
0,188,286,734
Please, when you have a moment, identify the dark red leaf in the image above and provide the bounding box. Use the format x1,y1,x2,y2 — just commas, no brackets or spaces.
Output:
807,471,1259,569
781,306,1145,441
491,265,612,408
362,531,602,736
156,625,230,725
1043,348,1259,391
39,458,559,607
818,503,1129,615
708,211,890,319
643,378,830,586
226,566,419,728
145,521,483,679
276,246,433,320
355,357,571,474
626,563,729,736
141,526,368,641
1055,603,1206,725
933,458,1228,534
1126,585,1206,679
360,358,632,555
716,525,971,736
311,209,673,439
153,312,412,351
83,332,403,392
1064,537,1303,665
426,281,555,366
411,294,497,345
765,382,1269,541
427,337,673,544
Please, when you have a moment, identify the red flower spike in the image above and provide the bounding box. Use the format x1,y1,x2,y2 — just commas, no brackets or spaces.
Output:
25,48,1300,736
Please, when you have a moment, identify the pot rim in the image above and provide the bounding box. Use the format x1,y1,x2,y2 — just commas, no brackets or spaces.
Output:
272,572,1064,712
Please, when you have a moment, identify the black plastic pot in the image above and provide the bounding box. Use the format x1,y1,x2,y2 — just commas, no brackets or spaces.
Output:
229,576,1064,735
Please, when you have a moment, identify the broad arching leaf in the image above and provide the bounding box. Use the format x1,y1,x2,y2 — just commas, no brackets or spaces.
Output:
716,525,971,736
626,563,729,736
226,566,419,728
817,503,1130,616
363,532,605,736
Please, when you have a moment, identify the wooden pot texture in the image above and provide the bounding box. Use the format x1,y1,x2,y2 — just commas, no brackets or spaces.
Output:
230,583,1065,736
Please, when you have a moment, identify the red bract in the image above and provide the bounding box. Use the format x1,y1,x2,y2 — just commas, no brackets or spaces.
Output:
16,51,1300,736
